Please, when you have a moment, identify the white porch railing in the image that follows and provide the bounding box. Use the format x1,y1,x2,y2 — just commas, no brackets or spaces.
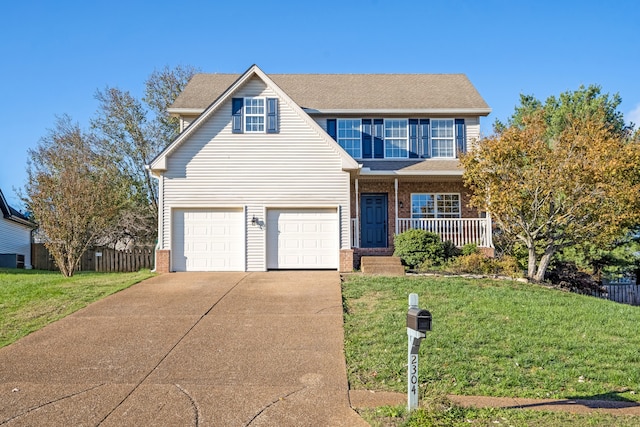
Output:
351,217,493,249
396,218,493,248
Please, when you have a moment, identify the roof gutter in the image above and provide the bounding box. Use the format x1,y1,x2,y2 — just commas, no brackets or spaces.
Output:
303,108,492,116
166,107,205,117
358,169,463,177
167,107,493,117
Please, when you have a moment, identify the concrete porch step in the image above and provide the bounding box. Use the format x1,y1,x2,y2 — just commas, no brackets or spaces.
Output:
360,256,405,276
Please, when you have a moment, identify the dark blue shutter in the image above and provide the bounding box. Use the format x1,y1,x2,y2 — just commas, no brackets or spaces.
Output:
266,98,278,133
232,98,243,133
373,119,384,159
420,119,430,158
362,119,373,158
409,119,419,158
455,119,466,155
327,119,337,140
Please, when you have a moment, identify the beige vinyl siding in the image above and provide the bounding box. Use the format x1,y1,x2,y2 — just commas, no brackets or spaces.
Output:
0,218,32,268
161,76,350,271
245,205,265,271
464,116,481,149
179,115,200,132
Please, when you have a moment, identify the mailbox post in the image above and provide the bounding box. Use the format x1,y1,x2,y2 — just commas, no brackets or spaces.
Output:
406,293,431,411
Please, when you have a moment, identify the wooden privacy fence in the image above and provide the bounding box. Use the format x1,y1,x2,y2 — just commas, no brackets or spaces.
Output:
592,284,640,306
32,244,154,272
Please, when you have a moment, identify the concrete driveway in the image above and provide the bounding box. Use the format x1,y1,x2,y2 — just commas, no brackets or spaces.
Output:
0,272,368,426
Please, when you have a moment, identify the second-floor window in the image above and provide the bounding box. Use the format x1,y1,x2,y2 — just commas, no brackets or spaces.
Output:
338,119,361,158
384,119,408,158
232,97,279,134
244,97,265,132
431,119,455,158
329,118,464,160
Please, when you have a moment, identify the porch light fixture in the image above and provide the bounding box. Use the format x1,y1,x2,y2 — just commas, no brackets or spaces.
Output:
251,215,258,226
399,201,404,209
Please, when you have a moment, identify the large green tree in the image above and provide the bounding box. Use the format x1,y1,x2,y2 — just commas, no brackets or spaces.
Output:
462,86,640,281
91,65,198,246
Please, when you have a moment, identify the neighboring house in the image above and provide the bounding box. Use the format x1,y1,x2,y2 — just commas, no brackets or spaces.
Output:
0,188,36,269
148,65,492,273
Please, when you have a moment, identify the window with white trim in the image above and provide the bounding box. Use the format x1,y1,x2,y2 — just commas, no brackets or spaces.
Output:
411,193,461,218
384,119,408,158
326,117,464,159
337,119,361,158
430,119,455,158
244,97,265,132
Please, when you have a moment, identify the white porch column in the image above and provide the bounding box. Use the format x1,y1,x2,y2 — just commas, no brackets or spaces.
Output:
394,178,399,235
486,212,494,248
355,178,359,248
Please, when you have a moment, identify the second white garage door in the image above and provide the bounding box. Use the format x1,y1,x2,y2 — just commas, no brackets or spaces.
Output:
172,208,244,271
266,208,338,269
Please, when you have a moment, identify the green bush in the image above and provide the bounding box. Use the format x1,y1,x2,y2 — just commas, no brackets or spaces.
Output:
445,253,524,277
461,243,479,256
442,240,462,261
495,255,524,278
446,252,492,274
393,229,444,269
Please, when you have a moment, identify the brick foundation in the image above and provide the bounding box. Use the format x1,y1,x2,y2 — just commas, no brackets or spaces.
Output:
156,250,170,273
340,249,354,272
479,246,495,258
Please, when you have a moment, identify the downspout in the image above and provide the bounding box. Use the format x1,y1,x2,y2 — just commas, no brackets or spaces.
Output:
147,167,163,272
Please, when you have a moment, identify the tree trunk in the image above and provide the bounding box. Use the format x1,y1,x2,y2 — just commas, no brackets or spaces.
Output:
527,243,537,280
534,246,556,282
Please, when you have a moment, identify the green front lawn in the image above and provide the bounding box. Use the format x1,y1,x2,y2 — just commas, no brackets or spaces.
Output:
0,268,155,348
343,274,640,425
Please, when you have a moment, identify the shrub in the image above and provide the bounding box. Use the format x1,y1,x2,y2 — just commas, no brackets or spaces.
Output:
495,255,524,278
393,229,444,269
445,253,524,277
461,243,479,256
442,240,462,261
546,261,604,294
446,252,492,274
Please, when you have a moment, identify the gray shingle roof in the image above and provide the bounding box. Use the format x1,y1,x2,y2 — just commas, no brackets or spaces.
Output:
361,159,463,174
170,73,490,113
0,188,36,227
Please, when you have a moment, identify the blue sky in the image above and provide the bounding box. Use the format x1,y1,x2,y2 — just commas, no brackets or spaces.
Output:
1,0,639,209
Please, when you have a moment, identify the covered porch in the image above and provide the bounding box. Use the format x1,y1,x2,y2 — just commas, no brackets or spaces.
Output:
350,175,494,254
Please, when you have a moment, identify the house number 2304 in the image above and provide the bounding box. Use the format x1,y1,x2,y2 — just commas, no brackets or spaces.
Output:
410,354,418,394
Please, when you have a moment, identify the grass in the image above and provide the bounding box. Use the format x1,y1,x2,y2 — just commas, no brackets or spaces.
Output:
360,400,640,427
342,274,640,425
0,268,155,348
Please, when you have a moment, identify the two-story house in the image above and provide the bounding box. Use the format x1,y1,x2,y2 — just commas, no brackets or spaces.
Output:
148,65,492,273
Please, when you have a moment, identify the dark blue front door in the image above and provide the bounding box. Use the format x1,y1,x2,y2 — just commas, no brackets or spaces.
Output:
361,194,387,248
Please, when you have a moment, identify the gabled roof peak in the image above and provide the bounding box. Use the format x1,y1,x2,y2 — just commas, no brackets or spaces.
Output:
149,64,359,172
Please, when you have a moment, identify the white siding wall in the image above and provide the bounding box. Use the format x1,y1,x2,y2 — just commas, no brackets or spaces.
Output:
0,218,32,268
162,77,350,271
464,116,481,149
179,115,199,132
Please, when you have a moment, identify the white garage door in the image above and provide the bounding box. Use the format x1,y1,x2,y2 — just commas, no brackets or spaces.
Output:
266,208,338,269
172,209,244,271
